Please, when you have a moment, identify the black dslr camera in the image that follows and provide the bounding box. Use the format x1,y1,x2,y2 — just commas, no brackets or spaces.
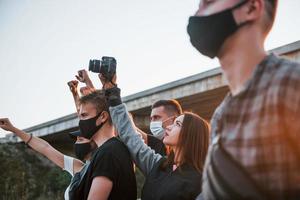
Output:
89,56,117,81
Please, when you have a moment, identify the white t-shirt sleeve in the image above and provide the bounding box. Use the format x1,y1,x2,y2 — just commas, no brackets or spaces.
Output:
63,155,74,176
64,185,71,200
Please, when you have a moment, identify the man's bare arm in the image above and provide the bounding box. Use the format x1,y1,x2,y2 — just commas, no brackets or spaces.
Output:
87,176,113,200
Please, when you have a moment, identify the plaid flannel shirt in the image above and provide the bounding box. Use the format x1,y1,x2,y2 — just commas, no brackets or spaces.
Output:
205,54,300,199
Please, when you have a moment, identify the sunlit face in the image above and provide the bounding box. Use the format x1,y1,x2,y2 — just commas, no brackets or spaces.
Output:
79,102,98,120
195,0,242,16
150,106,170,122
163,115,184,146
78,102,104,140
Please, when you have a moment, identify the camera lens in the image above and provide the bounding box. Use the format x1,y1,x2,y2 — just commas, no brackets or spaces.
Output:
89,60,101,73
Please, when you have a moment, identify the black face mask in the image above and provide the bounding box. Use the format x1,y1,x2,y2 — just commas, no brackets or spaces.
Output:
79,112,105,139
187,0,249,58
74,142,94,161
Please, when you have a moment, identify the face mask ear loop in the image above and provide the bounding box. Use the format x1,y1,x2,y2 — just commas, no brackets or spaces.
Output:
95,110,106,125
214,0,250,15
99,110,109,126
233,0,252,27
232,0,250,10
97,112,110,131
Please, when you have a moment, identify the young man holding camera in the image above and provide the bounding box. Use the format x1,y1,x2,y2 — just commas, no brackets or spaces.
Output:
72,90,136,200
187,0,300,199
75,64,183,157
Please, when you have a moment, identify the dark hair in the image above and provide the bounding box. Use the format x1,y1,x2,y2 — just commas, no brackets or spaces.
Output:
263,0,278,31
152,99,183,116
265,0,278,20
161,112,210,173
79,90,111,122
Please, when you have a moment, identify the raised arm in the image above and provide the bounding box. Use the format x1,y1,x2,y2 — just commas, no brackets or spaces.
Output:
135,127,149,144
67,80,81,114
0,118,84,174
100,74,162,175
76,69,95,90
109,103,162,175
128,112,148,143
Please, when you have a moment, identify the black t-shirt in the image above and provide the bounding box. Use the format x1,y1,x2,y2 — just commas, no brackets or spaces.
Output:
142,158,202,200
147,134,167,156
75,137,137,200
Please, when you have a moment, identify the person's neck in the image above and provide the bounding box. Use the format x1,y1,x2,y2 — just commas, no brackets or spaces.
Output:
218,30,267,96
173,147,181,166
92,123,115,147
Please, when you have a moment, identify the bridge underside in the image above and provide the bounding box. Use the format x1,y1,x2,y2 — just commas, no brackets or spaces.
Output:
6,41,298,155
42,86,229,155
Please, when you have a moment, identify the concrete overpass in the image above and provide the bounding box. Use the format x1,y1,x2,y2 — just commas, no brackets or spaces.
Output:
3,40,300,154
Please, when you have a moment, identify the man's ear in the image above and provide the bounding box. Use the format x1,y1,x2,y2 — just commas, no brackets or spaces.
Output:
233,0,264,25
96,111,109,125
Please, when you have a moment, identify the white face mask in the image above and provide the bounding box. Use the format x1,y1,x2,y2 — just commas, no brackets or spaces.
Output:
150,121,164,140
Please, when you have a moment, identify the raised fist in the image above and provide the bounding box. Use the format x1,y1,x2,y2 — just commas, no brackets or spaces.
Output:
0,118,15,132
67,80,79,94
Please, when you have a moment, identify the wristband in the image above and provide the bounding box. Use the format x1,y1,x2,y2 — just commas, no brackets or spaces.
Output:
25,134,33,145
104,87,122,106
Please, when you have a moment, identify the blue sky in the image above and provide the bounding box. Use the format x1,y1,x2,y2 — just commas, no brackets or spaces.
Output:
0,0,299,136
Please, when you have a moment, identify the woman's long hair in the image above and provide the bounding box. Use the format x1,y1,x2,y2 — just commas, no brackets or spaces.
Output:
161,112,210,173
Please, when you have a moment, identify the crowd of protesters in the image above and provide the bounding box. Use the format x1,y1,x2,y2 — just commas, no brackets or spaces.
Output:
1,0,300,199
